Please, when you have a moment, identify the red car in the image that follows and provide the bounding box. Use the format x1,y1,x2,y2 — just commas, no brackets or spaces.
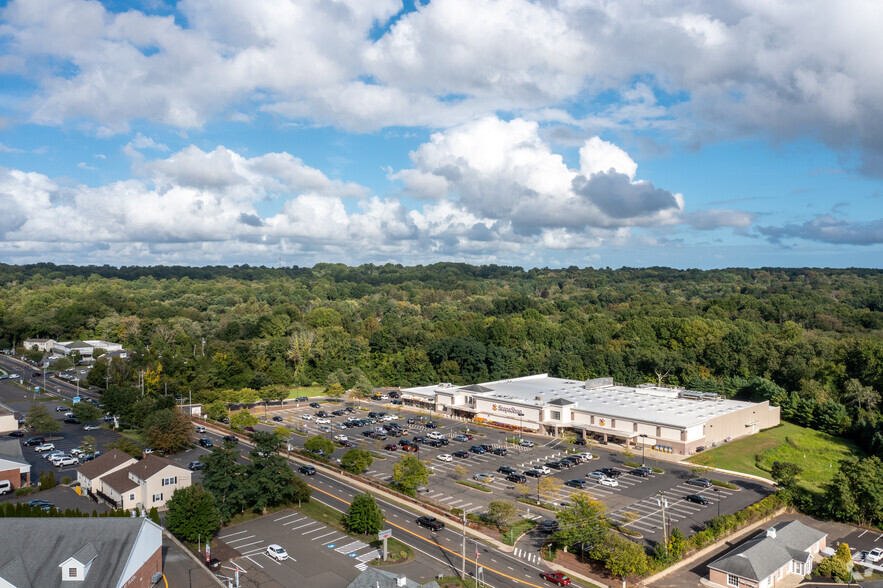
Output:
383,444,398,451
540,571,571,586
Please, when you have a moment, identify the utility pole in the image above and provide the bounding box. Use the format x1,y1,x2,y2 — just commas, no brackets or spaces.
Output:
461,511,466,578
657,491,669,542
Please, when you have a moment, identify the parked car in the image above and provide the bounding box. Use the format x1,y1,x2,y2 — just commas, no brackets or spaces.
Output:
43,450,65,461
23,437,44,446
452,450,469,458
437,453,453,462
52,455,79,467
598,467,621,478
540,571,572,586
188,461,204,471
7,431,23,438
536,465,551,475
301,414,313,420
244,426,255,432
339,440,353,447
309,402,321,408
333,434,348,442
565,479,587,489
198,438,213,448
318,425,332,433
424,422,438,429
507,473,527,483
469,445,486,454
416,516,444,531
491,447,507,456
539,520,559,533
473,473,495,483
867,548,883,563
400,443,418,452
298,465,316,475
497,466,517,475
687,478,713,488
384,444,398,451
598,477,618,487
63,417,79,424
35,443,56,453
546,461,565,470
272,415,284,422
520,439,535,447
630,466,652,477
686,494,710,505
295,396,308,401
452,434,469,442
266,544,289,561
524,469,542,477
55,406,68,412
83,424,100,431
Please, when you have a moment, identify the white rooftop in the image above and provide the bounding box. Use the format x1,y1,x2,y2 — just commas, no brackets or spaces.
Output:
404,374,760,428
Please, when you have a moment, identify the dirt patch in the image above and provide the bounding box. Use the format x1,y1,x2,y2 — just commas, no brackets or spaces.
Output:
551,550,623,587
205,539,241,563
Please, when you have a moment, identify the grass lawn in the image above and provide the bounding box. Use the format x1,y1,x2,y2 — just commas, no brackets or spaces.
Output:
116,429,148,445
285,386,325,399
685,422,862,494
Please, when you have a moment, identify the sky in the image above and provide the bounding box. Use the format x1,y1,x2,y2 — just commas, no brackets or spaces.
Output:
1,0,882,270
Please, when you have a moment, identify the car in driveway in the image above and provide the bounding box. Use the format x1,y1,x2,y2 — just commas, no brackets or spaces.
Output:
188,461,204,471
540,571,571,586
630,466,652,477
198,438,213,448
266,544,289,561
507,473,527,483
83,424,101,431
34,443,56,453
687,478,713,488
452,450,469,458
497,465,517,475
565,479,587,489
686,493,710,505
598,477,618,487
416,516,444,531
473,473,495,483
272,415,284,422
298,465,316,475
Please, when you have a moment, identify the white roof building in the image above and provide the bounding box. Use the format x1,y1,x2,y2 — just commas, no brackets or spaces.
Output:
402,374,780,455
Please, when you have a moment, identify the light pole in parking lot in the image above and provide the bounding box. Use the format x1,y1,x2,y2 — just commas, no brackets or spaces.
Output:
639,434,648,466
714,487,720,518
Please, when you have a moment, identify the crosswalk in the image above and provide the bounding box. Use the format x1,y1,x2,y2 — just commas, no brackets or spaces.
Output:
512,547,542,564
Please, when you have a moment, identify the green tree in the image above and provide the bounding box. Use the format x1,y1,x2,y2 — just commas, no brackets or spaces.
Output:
204,400,229,423
591,532,651,579
816,400,851,436
667,527,686,560
341,448,373,474
229,408,258,430
72,401,103,424
200,443,246,521
552,493,608,554
164,485,222,543
144,409,193,453
486,500,519,527
243,432,311,512
843,378,881,411
391,455,429,495
105,438,144,459
148,507,160,525
80,435,96,457
770,461,803,491
25,404,61,435
304,435,334,457
325,382,345,398
824,456,883,527
343,492,385,535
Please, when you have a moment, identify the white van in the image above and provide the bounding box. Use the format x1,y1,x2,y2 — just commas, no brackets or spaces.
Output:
0,481,12,495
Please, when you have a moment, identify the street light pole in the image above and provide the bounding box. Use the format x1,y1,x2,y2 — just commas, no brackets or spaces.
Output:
714,487,720,518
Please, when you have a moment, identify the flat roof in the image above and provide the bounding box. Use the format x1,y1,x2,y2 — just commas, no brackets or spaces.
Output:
405,374,761,428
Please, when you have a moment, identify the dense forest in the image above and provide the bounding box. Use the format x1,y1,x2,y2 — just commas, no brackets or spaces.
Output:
2,263,883,457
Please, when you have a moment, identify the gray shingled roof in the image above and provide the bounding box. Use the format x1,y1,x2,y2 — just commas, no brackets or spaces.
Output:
0,439,28,465
76,449,135,481
101,468,139,494
346,567,440,588
0,518,159,588
126,454,181,481
708,520,827,582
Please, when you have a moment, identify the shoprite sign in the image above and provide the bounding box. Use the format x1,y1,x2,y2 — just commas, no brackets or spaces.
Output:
492,404,524,416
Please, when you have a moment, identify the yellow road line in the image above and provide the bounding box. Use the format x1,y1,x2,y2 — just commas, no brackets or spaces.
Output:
308,484,544,588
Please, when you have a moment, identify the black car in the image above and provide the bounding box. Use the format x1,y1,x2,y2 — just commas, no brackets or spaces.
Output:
491,447,507,456
479,444,494,451
296,396,308,401
368,412,379,418
188,461,205,471
686,493,710,505
437,438,449,445
23,437,44,446
630,466,652,477
573,438,587,445
272,415,283,422
63,417,79,424
332,410,345,416
299,465,316,475
546,461,565,470
425,422,438,429
452,450,469,458
687,478,713,488
470,446,486,454
316,410,328,417
8,431,23,438
539,520,559,532
565,479,587,489
561,456,581,465
416,516,444,531
374,433,387,441
407,418,416,424
198,438,213,448
388,391,400,399
339,440,353,447
222,435,238,443
309,402,321,408
390,399,402,405
497,465,517,475
599,467,622,478
506,473,527,483
425,439,441,447
412,436,425,444
524,469,542,477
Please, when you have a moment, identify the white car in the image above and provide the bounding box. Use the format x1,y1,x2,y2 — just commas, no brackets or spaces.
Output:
43,450,65,460
579,453,594,460
333,434,348,442
427,432,445,440
34,443,56,453
83,424,100,431
70,447,84,457
437,454,453,462
52,455,78,467
316,418,330,424
64,412,74,418
301,414,313,420
266,544,289,561
868,548,883,563
599,477,619,487
536,465,551,475
347,416,360,421
586,471,606,480
195,425,206,433
519,439,535,447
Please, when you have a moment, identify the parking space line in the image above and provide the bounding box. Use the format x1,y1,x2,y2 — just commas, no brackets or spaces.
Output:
235,540,265,549
301,526,326,535
224,534,256,544
290,521,317,530
274,513,298,522
219,530,248,539
283,517,307,526
244,555,264,569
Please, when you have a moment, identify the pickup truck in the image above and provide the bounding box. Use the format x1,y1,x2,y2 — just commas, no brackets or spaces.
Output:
416,516,444,531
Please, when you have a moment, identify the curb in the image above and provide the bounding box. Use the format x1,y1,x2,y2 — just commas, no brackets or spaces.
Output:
163,529,227,588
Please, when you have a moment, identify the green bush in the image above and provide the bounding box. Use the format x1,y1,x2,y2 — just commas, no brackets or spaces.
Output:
61,476,72,485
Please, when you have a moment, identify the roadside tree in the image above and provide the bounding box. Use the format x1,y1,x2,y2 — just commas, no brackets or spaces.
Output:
304,435,335,457
344,493,385,535
200,444,246,521
553,493,608,555
25,404,60,435
341,448,373,474
486,500,519,527
591,532,651,579
80,435,96,457
392,455,429,495
72,401,103,423
165,485,222,543
144,409,192,453
230,409,258,430
245,433,311,512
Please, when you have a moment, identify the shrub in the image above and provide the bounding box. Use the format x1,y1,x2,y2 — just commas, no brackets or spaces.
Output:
61,476,72,485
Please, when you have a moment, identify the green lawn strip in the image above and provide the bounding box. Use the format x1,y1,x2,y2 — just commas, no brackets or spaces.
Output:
685,421,861,494
500,518,538,546
285,386,325,399
457,480,492,493
517,498,559,512
368,537,414,566
710,479,739,490
115,429,147,445
437,576,482,588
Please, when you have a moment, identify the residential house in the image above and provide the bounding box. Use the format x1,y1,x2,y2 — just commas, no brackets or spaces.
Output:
707,520,827,588
98,455,191,511
23,338,55,353
0,518,162,587
76,449,138,496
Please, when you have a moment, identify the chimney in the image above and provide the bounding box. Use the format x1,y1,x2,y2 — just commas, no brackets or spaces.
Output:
396,576,407,587
766,526,777,539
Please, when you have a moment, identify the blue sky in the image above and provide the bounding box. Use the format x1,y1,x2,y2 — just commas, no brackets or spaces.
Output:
1,0,882,269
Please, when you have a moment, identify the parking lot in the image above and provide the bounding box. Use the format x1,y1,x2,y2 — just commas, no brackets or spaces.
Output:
211,508,446,588
210,399,774,546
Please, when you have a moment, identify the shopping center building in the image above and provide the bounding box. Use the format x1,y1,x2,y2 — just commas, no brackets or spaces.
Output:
401,374,780,456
